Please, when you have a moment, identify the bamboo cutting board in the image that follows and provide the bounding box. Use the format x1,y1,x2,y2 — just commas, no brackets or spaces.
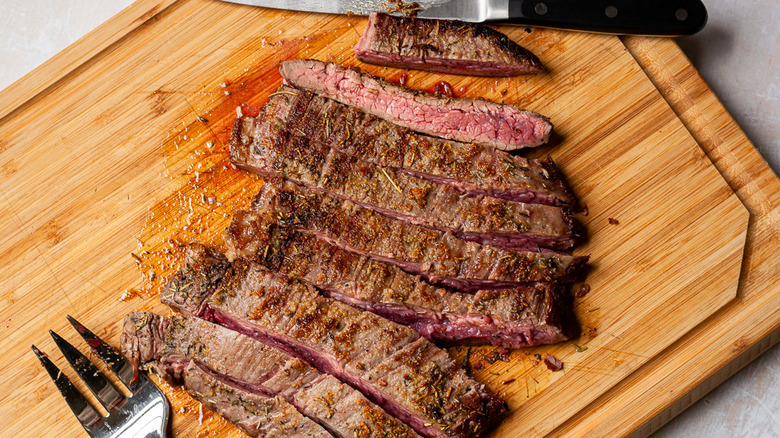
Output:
2,0,775,437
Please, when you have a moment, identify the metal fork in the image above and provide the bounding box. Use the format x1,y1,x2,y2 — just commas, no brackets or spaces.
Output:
31,315,169,438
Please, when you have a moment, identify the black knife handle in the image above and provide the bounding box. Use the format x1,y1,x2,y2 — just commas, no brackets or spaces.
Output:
507,0,707,36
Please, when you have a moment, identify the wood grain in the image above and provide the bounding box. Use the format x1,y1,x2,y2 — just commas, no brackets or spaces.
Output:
0,1,754,437
549,37,780,438
0,0,179,121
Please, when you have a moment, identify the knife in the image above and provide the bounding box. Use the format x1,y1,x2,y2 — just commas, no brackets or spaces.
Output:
221,0,707,36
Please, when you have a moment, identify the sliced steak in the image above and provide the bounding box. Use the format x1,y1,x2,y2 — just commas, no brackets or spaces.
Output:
354,12,544,76
234,86,577,209
121,312,420,438
120,314,330,438
230,91,579,251
278,59,552,150
169,362,332,437
160,244,507,438
238,227,579,347
227,181,588,290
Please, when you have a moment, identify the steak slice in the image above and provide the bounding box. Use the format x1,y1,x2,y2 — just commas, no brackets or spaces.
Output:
235,86,577,209
227,181,588,291
354,12,544,76
278,59,552,150
160,244,507,438
235,227,579,347
120,315,330,438
230,90,579,251
122,312,420,438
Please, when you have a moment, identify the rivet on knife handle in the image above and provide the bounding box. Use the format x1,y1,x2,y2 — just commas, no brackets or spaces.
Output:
507,0,707,36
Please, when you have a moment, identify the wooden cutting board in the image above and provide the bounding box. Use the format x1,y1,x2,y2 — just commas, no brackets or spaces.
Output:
1,0,776,437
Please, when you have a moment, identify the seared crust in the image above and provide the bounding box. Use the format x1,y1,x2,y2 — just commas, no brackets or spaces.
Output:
121,312,332,438
229,87,579,251
355,12,544,76
160,244,507,438
279,59,551,150
233,85,577,208
226,181,588,290
225,226,578,348
122,311,421,438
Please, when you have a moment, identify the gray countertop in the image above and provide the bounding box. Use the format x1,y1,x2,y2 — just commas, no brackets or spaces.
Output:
1,0,777,436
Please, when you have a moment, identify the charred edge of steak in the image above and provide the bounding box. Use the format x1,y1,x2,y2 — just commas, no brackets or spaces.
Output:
123,312,421,438
233,226,577,348
229,181,588,289
355,12,544,76
158,244,230,315
539,156,585,214
161,244,507,438
120,312,168,375
204,306,505,438
228,94,579,251
121,313,332,438
278,59,552,151
543,285,581,341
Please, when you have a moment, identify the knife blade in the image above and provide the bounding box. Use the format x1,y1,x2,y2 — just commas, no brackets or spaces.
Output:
221,0,707,36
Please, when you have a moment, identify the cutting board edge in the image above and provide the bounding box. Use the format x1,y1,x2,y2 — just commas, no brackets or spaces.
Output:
545,36,780,437
618,36,780,437
0,0,179,121
621,36,780,201
629,326,780,438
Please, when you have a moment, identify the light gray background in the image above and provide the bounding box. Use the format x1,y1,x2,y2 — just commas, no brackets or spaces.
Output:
0,0,777,436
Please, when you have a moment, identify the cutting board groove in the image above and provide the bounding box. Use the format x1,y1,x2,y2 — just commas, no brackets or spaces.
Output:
549,37,780,437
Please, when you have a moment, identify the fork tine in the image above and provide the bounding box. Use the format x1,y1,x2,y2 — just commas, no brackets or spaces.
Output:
66,315,140,391
49,330,126,413
31,344,102,432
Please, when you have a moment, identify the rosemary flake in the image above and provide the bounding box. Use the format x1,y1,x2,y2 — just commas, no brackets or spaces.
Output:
573,343,588,352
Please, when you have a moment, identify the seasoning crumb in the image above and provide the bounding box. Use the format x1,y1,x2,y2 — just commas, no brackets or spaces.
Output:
197,116,209,123
502,378,516,385
383,0,423,16
461,346,472,372
119,289,140,302
473,361,483,370
544,355,563,372
576,283,591,298
608,217,619,225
